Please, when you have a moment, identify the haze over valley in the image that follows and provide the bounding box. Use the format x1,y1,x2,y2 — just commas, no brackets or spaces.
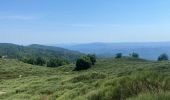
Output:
55,42,170,60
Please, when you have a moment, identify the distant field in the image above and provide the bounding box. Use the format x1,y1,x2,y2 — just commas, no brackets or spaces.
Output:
0,58,170,100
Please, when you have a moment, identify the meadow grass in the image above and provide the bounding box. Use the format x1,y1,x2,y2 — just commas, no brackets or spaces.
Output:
0,58,170,100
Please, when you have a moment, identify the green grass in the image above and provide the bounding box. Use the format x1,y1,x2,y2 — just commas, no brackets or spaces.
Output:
0,58,170,100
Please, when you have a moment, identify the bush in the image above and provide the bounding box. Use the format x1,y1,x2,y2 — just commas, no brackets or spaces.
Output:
22,57,46,66
35,57,46,66
158,53,169,61
21,57,36,65
75,56,92,71
130,52,139,58
115,53,122,59
47,58,69,67
87,54,96,65
27,58,36,65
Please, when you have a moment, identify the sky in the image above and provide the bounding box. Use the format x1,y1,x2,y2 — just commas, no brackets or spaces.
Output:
0,0,170,45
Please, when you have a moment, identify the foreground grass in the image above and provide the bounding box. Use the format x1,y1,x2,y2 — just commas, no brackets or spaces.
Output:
0,58,170,100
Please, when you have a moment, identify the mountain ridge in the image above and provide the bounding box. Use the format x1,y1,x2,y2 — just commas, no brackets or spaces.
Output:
0,43,83,62
54,42,170,60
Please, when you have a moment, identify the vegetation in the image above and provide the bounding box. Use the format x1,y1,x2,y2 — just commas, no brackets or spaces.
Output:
115,53,122,59
35,57,46,66
21,57,36,65
0,57,170,100
75,56,92,71
75,54,96,71
87,54,96,65
47,58,69,67
0,43,83,63
22,57,69,67
158,53,169,61
130,52,139,58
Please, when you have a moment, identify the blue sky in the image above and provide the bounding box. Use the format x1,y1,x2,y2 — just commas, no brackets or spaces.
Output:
0,0,170,45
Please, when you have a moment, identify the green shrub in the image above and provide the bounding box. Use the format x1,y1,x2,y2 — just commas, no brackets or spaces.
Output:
75,56,92,71
21,57,36,65
47,58,68,67
130,52,139,58
87,54,96,65
35,57,46,66
115,53,122,59
21,57,46,66
158,53,169,61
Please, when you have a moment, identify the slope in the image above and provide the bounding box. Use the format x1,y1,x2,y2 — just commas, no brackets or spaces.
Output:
0,58,170,100
0,43,83,62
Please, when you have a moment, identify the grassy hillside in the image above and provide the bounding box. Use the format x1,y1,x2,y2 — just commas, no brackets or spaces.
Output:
0,43,83,62
0,58,170,100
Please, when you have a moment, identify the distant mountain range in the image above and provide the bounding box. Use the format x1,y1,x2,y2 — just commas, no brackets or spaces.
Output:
0,43,83,62
54,42,170,60
1,42,170,61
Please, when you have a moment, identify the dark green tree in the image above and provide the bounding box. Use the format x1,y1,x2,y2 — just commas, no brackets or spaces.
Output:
47,59,59,67
158,53,169,61
21,57,35,65
87,54,96,65
130,52,139,58
75,56,92,71
47,58,69,67
115,53,122,59
27,58,35,65
35,57,46,66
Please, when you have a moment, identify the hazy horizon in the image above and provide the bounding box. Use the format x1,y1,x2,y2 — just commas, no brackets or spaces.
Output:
1,0,170,44
1,41,170,46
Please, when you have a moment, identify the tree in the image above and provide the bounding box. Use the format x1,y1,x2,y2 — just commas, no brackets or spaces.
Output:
47,59,59,67
158,53,169,61
130,52,139,58
21,57,35,65
47,58,69,67
75,56,92,71
115,53,122,59
35,57,46,66
87,54,96,65
27,58,35,65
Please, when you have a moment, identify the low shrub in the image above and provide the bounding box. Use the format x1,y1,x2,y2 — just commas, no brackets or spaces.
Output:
47,58,68,67
130,52,139,58
75,56,92,71
115,53,122,59
87,54,96,65
158,53,169,61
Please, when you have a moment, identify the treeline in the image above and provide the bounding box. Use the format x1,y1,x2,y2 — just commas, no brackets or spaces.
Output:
115,52,139,59
114,52,169,61
21,57,69,67
21,54,97,70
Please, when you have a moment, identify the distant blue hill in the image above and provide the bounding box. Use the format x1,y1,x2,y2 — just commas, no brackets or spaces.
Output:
55,42,170,60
